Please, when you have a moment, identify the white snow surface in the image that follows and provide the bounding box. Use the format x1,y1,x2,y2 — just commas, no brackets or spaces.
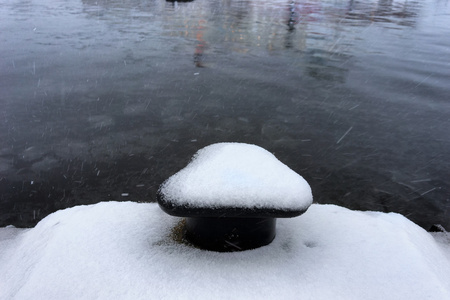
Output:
160,143,313,210
1,202,450,300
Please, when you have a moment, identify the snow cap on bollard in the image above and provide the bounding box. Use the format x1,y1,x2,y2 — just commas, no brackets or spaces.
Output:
157,143,313,252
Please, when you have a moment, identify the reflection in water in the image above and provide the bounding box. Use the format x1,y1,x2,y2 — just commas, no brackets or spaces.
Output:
287,0,297,31
345,0,420,27
285,0,298,48
194,20,207,67
167,0,194,3
0,0,449,230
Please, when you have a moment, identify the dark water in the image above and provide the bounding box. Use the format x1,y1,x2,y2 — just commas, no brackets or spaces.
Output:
0,0,449,229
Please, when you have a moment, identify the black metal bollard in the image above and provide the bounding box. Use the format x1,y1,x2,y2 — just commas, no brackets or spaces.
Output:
184,217,276,252
156,143,313,252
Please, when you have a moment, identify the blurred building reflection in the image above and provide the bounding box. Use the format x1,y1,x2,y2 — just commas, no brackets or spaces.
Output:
79,0,421,80
194,20,207,67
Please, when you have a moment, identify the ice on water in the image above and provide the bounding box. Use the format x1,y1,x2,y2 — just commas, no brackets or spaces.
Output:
159,143,313,210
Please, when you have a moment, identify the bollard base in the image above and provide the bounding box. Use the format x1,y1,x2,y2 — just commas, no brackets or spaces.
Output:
185,217,276,252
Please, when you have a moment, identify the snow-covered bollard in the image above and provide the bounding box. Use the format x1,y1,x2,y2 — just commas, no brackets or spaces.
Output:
157,143,313,252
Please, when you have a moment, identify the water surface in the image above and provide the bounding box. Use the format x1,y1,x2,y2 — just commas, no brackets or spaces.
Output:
1,0,449,229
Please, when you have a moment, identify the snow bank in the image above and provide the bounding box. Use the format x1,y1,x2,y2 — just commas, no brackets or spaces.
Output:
1,202,449,300
159,143,313,210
